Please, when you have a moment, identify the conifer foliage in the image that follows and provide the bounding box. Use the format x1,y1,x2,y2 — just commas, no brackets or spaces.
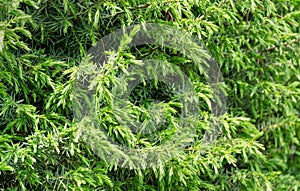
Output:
0,0,299,190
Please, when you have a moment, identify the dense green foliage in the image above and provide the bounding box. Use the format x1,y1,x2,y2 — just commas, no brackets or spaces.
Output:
0,0,300,190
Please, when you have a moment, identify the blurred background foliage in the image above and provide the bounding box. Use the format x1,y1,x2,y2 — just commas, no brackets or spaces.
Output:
0,0,299,190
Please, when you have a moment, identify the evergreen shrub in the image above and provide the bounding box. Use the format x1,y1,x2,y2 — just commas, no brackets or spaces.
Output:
0,0,299,190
